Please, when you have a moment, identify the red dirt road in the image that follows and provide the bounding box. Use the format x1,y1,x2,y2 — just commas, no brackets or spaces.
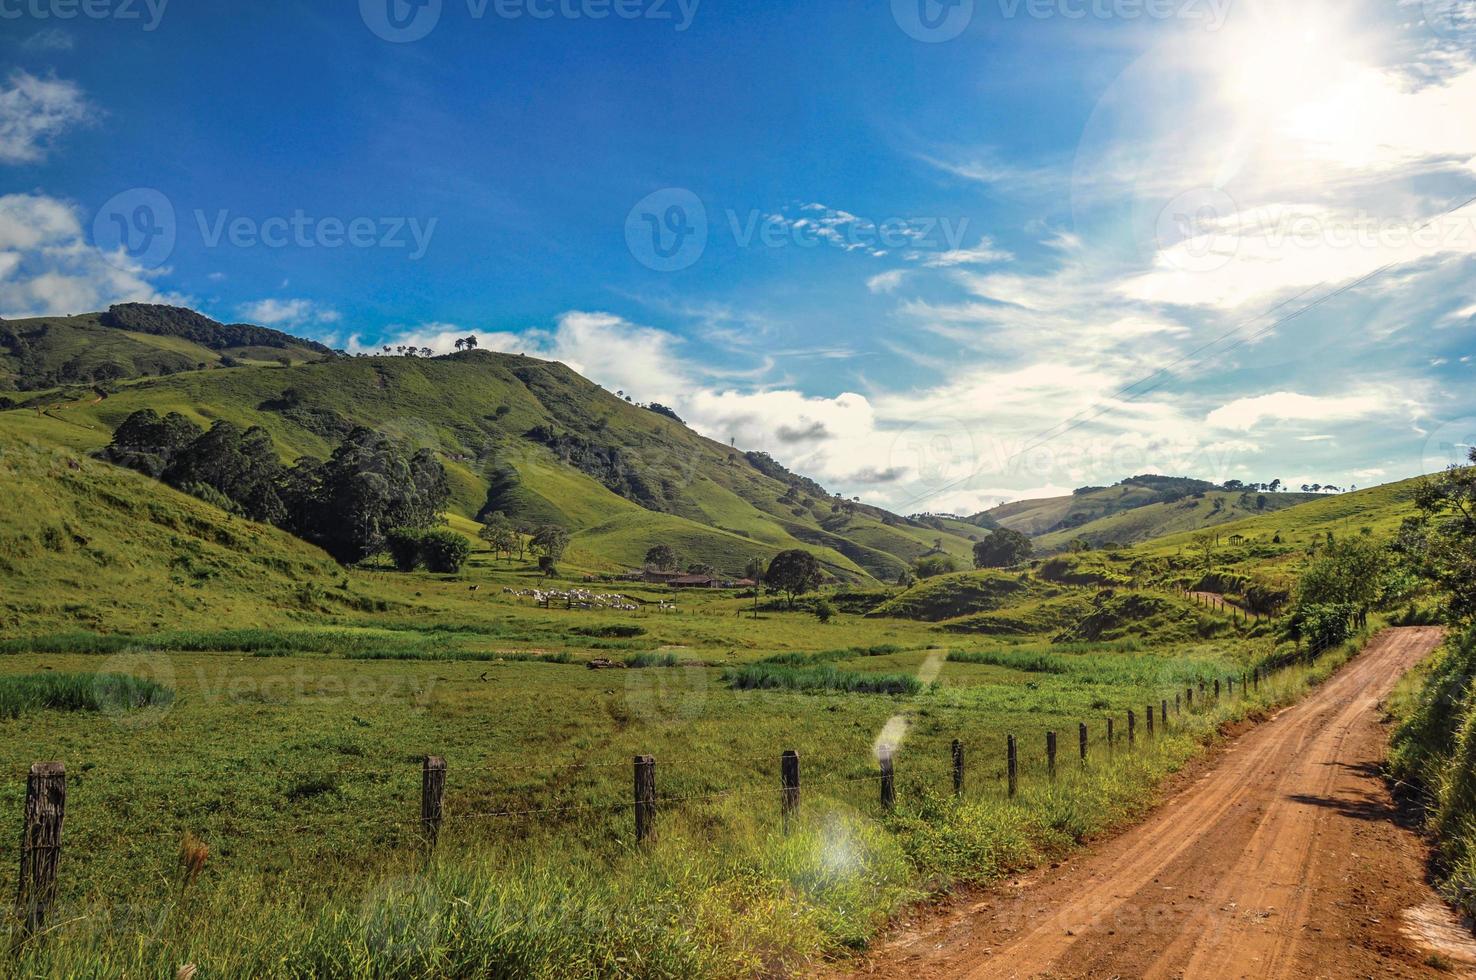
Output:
845,627,1476,980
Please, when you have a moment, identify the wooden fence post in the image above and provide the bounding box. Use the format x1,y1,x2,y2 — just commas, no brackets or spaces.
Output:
1128,710,1136,745
1175,693,1181,715
1107,717,1114,749
1187,686,1193,710
880,747,895,811
1146,705,1154,737
1007,735,1018,798
1162,700,1169,729
781,750,800,833
951,739,964,798
421,756,446,849
1079,723,1088,764
1214,679,1221,699
1046,732,1057,779
15,762,65,940
634,755,656,844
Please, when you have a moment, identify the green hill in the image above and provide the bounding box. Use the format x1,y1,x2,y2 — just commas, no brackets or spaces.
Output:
0,305,330,396
968,476,1320,551
0,428,351,633
0,305,983,584
1032,489,1322,552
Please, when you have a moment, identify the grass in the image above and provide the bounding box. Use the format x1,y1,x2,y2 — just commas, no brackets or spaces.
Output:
1390,626,1476,918
0,671,173,718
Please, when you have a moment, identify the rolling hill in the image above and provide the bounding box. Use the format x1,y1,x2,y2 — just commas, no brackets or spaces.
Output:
969,476,1322,551
0,306,331,397
0,305,982,584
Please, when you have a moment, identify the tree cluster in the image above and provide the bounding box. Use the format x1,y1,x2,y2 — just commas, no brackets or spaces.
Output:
100,409,450,564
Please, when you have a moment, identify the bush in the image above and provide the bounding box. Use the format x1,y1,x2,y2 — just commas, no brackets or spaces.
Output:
385,529,426,572
812,598,836,624
421,529,472,573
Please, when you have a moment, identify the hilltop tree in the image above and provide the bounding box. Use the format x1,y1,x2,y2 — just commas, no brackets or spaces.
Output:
645,544,678,570
464,335,478,350
765,550,822,609
973,528,1033,569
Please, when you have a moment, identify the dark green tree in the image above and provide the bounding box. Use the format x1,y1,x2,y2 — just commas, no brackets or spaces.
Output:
973,529,1033,569
645,544,678,570
765,550,822,609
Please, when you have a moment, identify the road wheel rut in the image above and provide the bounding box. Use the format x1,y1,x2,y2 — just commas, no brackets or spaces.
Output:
841,627,1476,980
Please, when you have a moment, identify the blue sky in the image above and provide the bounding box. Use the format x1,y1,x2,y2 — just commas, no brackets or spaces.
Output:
3,0,1475,513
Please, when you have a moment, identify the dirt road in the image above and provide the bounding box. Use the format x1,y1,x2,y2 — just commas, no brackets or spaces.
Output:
847,627,1476,979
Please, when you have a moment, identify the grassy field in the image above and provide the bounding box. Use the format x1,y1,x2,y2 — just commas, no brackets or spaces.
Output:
0,316,1438,976
0,560,1373,978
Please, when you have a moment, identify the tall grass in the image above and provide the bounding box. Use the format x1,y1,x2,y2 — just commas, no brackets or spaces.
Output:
757,644,909,667
0,672,173,719
1390,626,1476,915
725,664,924,695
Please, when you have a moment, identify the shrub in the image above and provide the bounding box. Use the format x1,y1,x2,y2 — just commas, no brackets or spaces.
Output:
384,529,426,572
812,598,836,624
420,529,472,573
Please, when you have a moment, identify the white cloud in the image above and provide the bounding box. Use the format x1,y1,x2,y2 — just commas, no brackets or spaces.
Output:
0,193,174,317
237,298,341,328
911,235,1013,268
0,71,92,164
1121,201,1476,310
1205,391,1388,430
867,270,907,294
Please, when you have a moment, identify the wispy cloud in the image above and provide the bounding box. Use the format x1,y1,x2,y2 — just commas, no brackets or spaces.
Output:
0,71,93,164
